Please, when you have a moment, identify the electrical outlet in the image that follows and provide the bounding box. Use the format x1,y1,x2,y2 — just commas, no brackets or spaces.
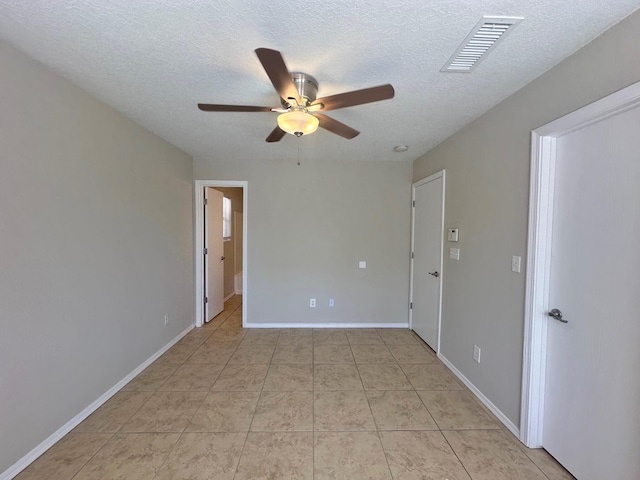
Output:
473,345,481,363
329,299,335,307
310,298,316,308
164,314,169,326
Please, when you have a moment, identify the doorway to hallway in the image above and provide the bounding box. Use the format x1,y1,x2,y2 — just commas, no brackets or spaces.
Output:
195,180,248,328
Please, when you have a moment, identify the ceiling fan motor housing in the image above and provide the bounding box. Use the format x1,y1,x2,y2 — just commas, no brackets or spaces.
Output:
283,72,319,107
198,48,394,142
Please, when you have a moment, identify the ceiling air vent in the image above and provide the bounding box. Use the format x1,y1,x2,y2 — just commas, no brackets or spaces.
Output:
441,16,523,73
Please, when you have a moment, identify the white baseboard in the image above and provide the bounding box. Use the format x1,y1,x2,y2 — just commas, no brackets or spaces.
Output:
438,353,520,437
223,292,235,302
244,322,409,329
1,324,194,480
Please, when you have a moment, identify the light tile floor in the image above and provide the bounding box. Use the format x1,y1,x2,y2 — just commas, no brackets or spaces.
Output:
16,296,574,479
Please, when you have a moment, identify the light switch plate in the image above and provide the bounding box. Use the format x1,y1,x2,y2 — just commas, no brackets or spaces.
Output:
359,261,367,269
473,345,481,363
511,255,521,273
449,248,460,261
448,228,459,242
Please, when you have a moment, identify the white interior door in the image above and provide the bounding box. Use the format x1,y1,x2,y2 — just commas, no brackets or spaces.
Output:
542,104,640,479
410,172,444,351
205,187,224,322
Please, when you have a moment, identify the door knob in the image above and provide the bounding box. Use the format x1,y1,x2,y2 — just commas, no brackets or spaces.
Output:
428,271,439,278
548,308,568,323
220,256,225,261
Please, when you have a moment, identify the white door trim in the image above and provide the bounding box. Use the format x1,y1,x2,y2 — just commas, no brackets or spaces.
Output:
194,180,248,328
409,170,445,353
521,80,640,447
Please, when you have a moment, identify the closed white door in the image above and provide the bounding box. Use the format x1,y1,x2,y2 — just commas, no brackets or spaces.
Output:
542,104,640,478
205,187,224,322
410,172,445,351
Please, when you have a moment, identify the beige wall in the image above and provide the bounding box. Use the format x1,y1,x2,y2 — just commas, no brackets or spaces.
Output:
413,9,640,426
0,40,194,473
195,157,413,326
212,187,243,298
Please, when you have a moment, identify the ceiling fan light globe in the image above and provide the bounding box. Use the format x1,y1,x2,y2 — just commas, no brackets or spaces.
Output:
277,111,319,136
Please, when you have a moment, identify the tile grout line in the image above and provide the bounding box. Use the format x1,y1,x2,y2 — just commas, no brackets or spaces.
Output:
33,318,566,480
68,318,216,480
350,336,397,480
403,327,475,478
213,299,247,478
203,297,248,480
147,297,239,479
71,337,203,478
66,432,116,480
156,297,239,477
230,326,279,479
312,329,316,479
439,429,475,480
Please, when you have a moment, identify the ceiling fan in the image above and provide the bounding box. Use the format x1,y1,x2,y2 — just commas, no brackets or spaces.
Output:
198,48,395,142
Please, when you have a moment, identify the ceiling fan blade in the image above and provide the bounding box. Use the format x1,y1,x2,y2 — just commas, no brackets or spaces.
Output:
255,48,300,104
198,104,273,112
311,84,395,111
314,113,360,139
266,126,286,143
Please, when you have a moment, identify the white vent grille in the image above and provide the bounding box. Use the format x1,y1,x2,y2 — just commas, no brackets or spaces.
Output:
441,16,523,73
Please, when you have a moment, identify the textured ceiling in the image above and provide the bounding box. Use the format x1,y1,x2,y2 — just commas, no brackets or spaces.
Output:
0,0,638,163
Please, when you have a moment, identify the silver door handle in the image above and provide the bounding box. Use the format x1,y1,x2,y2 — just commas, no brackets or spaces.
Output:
428,271,439,278
548,308,568,323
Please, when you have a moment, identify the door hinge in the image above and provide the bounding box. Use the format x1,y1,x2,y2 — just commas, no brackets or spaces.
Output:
412,200,415,207
204,198,208,206
204,297,208,304
204,247,208,255
410,302,413,309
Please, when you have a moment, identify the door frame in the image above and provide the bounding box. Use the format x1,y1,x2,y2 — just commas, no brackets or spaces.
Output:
194,180,248,328
409,170,446,353
520,80,640,447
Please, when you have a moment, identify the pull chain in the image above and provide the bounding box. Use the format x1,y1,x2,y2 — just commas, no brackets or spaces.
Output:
297,136,301,166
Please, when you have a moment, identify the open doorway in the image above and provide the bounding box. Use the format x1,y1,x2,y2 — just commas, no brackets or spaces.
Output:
194,180,247,328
